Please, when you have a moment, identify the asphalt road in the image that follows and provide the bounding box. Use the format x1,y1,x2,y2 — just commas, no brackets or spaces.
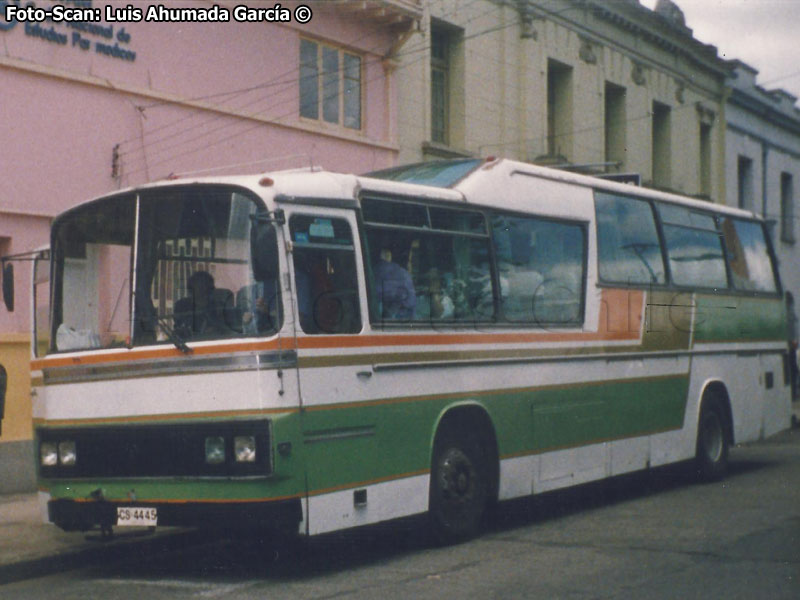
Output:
2,428,799,599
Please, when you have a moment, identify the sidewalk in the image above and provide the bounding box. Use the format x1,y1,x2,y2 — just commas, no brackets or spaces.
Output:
0,493,194,585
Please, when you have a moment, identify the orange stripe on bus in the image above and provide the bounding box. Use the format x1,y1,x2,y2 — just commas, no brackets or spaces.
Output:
31,289,644,369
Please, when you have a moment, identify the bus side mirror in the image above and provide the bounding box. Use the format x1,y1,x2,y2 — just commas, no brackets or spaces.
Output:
2,262,13,312
0,364,7,436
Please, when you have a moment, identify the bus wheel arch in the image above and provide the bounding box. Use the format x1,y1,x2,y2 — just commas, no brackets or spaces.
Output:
694,381,733,481
428,403,499,544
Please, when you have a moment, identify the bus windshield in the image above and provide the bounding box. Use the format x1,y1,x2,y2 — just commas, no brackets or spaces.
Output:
49,185,278,353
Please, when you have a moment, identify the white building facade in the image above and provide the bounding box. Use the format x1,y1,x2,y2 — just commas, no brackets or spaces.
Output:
725,61,800,303
396,0,730,201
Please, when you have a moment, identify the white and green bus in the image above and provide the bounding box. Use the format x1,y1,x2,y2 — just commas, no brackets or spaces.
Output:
23,157,791,542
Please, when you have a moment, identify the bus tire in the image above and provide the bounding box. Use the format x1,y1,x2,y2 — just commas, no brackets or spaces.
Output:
429,429,488,544
694,398,729,482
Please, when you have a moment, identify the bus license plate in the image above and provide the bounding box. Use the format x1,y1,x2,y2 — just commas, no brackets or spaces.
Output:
117,506,158,527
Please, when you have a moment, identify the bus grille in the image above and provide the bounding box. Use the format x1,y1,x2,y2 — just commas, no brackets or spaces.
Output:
37,420,272,479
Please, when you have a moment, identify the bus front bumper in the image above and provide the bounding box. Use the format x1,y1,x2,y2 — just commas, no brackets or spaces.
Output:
47,496,303,533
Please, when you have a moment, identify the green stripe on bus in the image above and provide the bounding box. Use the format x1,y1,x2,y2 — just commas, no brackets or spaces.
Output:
300,374,689,495
43,374,689,503
693,294,785,343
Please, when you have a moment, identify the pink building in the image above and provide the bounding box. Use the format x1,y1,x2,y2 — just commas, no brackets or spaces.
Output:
0,0,421,492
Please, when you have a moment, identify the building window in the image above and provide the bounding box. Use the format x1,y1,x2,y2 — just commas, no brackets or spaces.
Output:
652,101,671,189
737,156,754,210
547,60,573,159
699,123,712,198
604,82,626,171
781,172,795,244
299,39,361,130
427,22,464,152
430,27,450,144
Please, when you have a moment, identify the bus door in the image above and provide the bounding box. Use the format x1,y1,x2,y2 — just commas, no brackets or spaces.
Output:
281,207,368,535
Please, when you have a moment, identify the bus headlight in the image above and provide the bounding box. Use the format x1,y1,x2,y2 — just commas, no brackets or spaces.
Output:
205,436,226,464
58,441,77,466
40,442,58,467
234,436,256,463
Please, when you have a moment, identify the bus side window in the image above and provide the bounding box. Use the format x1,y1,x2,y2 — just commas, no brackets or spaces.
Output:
0,363,6,436
361,197,493,324
491,213,585,326
595,193,666,285
364,227,492,323
720,218,779,293
658,204,728,289
288,215,362,335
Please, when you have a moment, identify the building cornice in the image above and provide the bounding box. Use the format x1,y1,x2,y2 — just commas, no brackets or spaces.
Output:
519,0,730,90
586,1,730,76
728,88,800,137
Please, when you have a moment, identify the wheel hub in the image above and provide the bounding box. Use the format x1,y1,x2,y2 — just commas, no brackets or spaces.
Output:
440,450,475,503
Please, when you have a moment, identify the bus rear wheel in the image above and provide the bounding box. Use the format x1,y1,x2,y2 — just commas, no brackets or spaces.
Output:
429,431,488,544
695,399,729,482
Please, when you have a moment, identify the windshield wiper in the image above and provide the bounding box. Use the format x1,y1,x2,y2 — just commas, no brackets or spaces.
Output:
156,314,192,354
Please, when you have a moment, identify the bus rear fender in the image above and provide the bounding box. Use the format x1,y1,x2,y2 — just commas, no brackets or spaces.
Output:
429,402,500,503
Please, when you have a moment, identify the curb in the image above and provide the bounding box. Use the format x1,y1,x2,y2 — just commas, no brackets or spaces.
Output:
0,528,201,586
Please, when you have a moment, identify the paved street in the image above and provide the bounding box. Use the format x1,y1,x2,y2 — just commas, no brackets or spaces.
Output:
1,427,799,599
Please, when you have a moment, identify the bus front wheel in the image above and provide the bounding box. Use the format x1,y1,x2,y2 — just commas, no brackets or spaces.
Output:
694,399,729,482
429,430,488,544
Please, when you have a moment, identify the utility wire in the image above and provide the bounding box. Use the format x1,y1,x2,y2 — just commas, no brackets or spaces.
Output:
120,0,718,181
115,0,492,152
117,0,577,164
121,5,526,178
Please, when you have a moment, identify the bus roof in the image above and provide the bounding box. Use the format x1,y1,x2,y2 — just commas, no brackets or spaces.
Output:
362,157,762,221
457,158,759,219
66,158,762,223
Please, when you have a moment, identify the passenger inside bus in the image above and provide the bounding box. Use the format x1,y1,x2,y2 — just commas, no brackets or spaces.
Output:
416,267,454,320
174,271,234,337
373,247,416,319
